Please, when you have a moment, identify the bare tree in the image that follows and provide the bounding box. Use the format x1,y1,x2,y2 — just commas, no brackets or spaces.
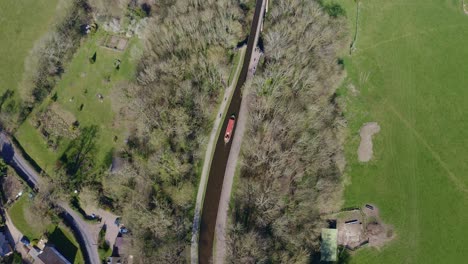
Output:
227,0,348,262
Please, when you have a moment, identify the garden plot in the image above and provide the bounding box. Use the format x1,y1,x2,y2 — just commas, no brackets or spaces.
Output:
102,35,129,51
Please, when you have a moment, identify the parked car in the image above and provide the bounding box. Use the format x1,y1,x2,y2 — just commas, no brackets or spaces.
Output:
20,236,30,246
119,227,129,234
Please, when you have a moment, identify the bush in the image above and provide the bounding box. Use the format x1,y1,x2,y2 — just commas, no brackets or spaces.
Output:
319,1,346,17
324,3,346,17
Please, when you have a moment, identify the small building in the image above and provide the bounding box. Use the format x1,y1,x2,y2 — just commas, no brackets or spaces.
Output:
321,228,338,262
38,246,71,264
0,230,12,257
113,235,128,257
110,234,134,264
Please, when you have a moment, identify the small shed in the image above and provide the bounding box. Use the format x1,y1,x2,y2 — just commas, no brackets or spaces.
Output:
321,228,338,262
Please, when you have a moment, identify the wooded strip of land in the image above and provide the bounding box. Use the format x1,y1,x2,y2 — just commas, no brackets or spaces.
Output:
100,0,251,261
226,0,348,262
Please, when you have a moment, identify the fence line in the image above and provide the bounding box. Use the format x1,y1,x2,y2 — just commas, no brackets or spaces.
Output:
350,1,361,54
320,206,361,216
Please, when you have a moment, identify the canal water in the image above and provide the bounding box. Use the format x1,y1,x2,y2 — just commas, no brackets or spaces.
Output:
198,0,264,263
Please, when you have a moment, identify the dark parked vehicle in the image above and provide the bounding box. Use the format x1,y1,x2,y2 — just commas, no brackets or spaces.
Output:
20,236,30,246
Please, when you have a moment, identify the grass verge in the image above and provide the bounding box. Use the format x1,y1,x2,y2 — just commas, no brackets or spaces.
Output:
8,195,44,240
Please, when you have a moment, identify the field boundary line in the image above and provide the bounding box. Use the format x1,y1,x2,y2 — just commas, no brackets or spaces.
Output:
386,102,468,195
350,1,361,54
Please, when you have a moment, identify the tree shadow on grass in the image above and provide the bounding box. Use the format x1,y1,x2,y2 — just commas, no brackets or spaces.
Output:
48,226,78,263
59,125,99,186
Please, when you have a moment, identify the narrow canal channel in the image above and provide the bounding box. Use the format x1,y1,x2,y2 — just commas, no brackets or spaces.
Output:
198,0,265,262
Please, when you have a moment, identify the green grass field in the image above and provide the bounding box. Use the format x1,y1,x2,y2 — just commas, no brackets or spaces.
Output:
15,30,141,175
340,0,468,263
0,0,59,95
8,195,46,239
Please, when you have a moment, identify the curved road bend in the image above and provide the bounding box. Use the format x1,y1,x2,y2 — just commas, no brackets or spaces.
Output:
198,0,266,263
0,133,39,188
0,132,100,264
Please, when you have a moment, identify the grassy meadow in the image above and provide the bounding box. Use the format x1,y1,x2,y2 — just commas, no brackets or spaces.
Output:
9,195,48,240
15,30,141,174
0,0,59,95
339,0,468,263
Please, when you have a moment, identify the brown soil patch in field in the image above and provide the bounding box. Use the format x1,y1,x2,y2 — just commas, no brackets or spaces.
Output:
362,204,394,248
337,210,366,249
358,122,380,162
348,83,359,96
102,35,128,51
50,103,76,126
34,103,79,141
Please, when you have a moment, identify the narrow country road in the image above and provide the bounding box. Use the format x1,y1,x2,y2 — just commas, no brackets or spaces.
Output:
0,133,39,188
0,132,100,264
59,203,100,264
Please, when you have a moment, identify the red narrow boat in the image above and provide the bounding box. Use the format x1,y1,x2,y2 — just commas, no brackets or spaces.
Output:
224,115,236,144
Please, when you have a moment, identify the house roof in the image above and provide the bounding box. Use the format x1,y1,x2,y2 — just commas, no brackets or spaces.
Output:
321,228,338,262
38,246,71,264
28,247,45,264
115,236,124,248
113,235,130,257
